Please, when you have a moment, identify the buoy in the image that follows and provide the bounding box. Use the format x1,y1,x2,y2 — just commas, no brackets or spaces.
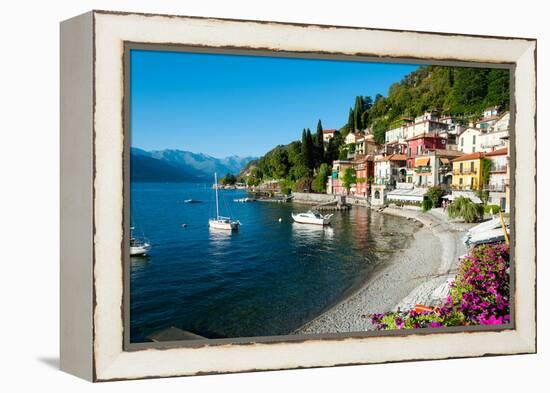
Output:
278,218,282,222
181,224,187,228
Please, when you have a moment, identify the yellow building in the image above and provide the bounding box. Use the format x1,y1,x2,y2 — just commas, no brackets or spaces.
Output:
451,152,485,191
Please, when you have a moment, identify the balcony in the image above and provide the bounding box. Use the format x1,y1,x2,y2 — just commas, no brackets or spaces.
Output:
452,167,477,175
490,165,507,173
452,184,474,191
414,166,432,174
486,183,506,192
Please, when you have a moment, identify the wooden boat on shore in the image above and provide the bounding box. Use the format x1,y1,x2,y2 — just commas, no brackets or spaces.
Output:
292,210,333,225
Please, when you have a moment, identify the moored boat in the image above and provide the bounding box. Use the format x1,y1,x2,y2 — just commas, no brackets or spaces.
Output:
209,172,240,231
291,210,333,225
130,236,151,256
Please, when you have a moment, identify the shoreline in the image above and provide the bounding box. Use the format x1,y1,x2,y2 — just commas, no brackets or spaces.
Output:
294,206,471,335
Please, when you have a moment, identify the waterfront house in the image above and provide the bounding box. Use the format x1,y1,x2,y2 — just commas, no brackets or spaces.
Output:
484,147,509,211
478,112,510,152
355,134,380,156
374,154,407,188
322,129,337,143
451,152,485,191
405,133,447,182
483,106,500,119
326,160,354,195
457,127,482,153
353,155,375,196
412,149,463,188
345,131,359,145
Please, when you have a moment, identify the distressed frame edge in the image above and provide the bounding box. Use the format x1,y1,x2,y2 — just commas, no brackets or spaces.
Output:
88,11,537,381
59,10,95,381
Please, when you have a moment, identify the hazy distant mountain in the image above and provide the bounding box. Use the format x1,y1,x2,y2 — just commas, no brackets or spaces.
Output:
130,148,256,183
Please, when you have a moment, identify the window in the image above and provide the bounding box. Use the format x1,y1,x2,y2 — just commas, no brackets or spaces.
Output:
459,178,463,185
408,147,412,157
473,135,476,144
460,163,463,173
461,137,464,147
470,161,475,173
472,146,476,152
417,145,421,155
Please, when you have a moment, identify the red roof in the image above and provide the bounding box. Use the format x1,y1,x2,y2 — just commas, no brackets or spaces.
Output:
323,129,337,133
485,147,508,157
452,152,485,162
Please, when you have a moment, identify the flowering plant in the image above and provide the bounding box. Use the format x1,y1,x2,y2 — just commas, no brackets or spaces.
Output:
371,243,510,330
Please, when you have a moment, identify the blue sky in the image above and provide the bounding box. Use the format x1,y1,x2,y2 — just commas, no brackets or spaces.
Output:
130,49,418,158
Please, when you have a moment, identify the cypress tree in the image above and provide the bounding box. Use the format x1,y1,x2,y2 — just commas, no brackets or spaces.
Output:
354,96,364,131
305,128,314,171
315,119,325,165
347,108,355,133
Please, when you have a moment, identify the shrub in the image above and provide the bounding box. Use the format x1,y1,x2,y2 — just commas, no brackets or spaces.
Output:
484,204,501,214
426,186,445,207
447,196,484,223
422,198,433,212
371,244,510,330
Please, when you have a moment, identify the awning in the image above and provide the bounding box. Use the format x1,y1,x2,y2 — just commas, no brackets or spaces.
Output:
440,158,450,164
415,157,430,167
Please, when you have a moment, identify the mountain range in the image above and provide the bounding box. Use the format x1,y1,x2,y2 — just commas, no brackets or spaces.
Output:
130,148,256,183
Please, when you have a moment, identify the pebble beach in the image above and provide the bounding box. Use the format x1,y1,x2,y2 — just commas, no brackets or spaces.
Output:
295,207,471,334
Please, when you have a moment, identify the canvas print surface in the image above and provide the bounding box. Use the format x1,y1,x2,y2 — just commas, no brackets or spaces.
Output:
128,49,512,344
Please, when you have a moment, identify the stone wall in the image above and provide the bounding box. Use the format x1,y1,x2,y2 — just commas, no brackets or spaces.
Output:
292,192,339,204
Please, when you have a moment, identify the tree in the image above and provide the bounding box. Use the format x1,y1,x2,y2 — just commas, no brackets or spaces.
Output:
314,119,325,166
341,167,357,193
312,163,331,193
221,173,237,185
347,108,355,134
426,185,445,207
485,69,510,111
447,196,484,223
354,96,364,131
301,128,315,171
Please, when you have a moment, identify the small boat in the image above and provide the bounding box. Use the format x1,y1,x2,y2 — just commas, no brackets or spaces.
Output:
184,199,202,203
130,236,151,256
291,210,333,225
209,172,240,231
233,197,255,203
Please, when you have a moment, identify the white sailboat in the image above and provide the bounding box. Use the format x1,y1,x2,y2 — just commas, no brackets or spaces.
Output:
130,227,151,256
209,172,240,231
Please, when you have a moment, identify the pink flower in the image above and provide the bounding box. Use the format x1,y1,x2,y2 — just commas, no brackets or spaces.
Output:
479,315,504,325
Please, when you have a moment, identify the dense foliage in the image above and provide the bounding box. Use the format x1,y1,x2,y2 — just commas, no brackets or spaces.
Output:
426,186,445,207
371,243,510,329
447,196,484,223
241,65,509,189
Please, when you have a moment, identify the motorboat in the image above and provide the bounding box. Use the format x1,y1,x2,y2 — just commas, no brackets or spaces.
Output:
291,210,333,225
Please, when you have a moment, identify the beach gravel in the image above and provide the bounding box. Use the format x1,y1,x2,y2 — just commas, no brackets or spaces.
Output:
294,207,469,334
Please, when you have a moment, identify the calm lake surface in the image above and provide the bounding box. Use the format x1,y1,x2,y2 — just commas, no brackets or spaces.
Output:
130,182,418,342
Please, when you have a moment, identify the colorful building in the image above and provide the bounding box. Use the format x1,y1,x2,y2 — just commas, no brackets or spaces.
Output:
353,155,375,196
412,149,462,188
451,152,485,191
326,160,354,195
484,147,508,211
374,154,407,188
405,133,448,182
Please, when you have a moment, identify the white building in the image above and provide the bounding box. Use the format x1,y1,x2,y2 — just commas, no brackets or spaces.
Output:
485,147,508,211
322,129,337,143
458,127,483,153
345,132,359,145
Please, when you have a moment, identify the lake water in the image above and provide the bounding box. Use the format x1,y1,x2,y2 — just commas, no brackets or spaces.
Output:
130,182,418,342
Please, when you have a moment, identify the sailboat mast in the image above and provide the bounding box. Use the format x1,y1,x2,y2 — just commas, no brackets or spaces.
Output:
214,172,219,219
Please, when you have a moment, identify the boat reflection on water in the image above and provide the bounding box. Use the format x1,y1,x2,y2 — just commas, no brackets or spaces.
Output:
291,221,334,245
208,226,238,249
130,255,150,273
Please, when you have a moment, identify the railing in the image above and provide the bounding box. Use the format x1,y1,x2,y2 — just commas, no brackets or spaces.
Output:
439,165,451,172
452,168,478,175
451,184,474,191
486,184,506,192
414,166,432,173
490,165,507,173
